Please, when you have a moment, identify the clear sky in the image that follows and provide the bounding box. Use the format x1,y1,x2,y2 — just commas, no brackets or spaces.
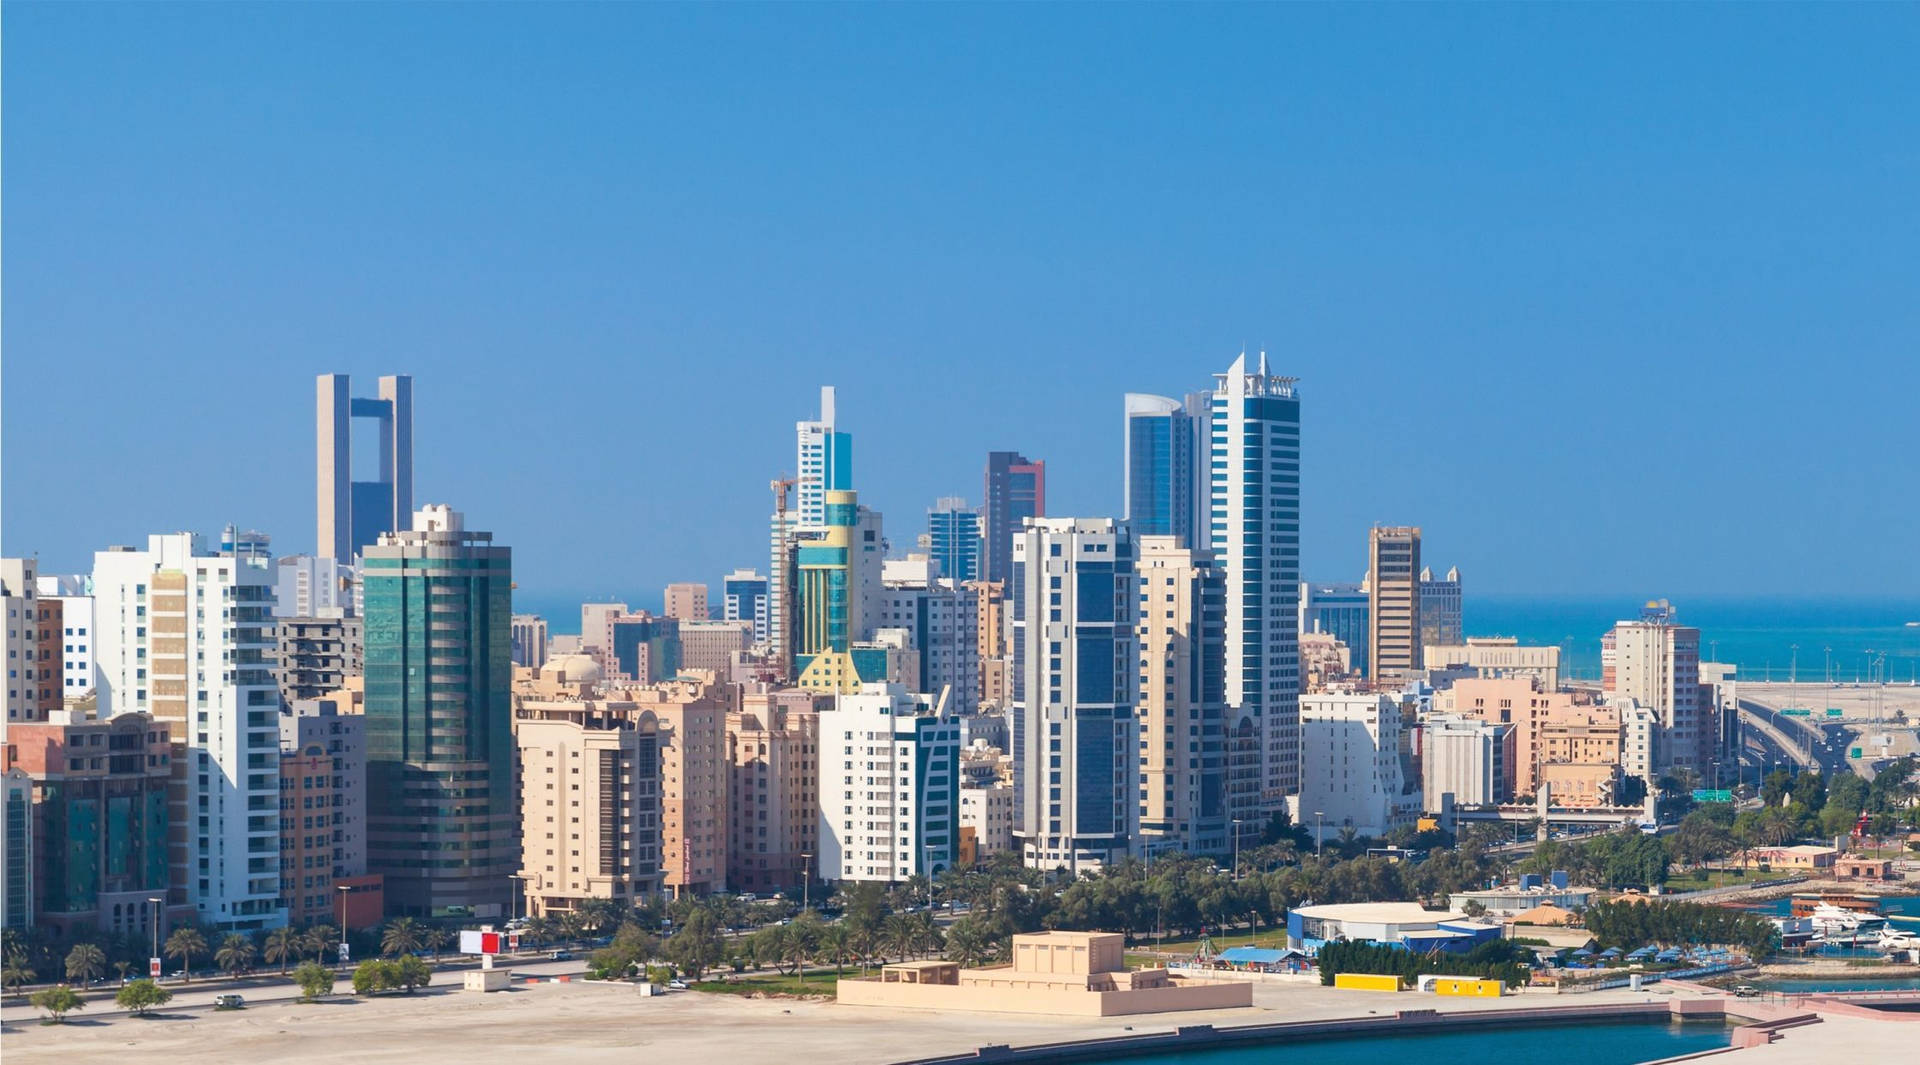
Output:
6,4,1918,607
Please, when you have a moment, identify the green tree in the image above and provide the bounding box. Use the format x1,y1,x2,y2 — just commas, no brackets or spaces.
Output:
663,909,724,979
380,917,424,958
425,928,452,960
4,949,37,994
392,954,432,992
293,961,336,1002
65,942,107,986
115,977,173,1016
943,918,989,969
303,925,339,964
215,933,256,976
30,984,85,1023
263,928,299,973
351,958,392,995
164,927,207,981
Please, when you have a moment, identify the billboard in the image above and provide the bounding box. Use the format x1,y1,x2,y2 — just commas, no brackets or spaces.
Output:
459,930,504,956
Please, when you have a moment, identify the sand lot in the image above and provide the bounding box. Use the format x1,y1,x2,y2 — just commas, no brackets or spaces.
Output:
1,979,1731,1065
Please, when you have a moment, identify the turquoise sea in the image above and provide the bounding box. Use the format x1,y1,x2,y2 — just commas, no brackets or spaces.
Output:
1469,596,1920,684
1122,1019,1732,1065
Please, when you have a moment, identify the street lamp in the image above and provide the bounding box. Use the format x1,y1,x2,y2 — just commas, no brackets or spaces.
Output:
800,854,812,912
1230,818,1243,879
148,896,163,980
507,874,526,924
1315,811,1325,858
923,844,936,910
337,884,352,968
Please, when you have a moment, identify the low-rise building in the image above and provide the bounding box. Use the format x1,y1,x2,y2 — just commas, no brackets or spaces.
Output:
837,930,1250,1016
959,781,1014,860
681,620,754,675
1447,881,1596,919
1419,714,1514,808
1287,902,1499,954
1753,845,1838,870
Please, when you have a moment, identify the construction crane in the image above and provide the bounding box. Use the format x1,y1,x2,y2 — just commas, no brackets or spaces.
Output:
770,475,797,515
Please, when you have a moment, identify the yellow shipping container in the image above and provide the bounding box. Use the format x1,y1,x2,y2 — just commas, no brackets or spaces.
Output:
1333,972,1403,992
1430,978,1504,998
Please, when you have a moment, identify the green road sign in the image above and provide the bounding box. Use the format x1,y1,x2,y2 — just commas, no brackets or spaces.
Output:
1850,747,1863,759
1826,709,1844,718
1780,708,1811,717
1691,789,1733,803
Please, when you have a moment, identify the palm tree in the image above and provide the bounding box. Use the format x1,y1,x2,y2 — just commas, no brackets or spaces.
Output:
558,911,586,947
114,960,134,984
303,925,339,965
815,925,851,975
66,942,107,986
263,927,299,973
215,933,256,976
425,928,452,960
943,919,988,969
381,917,425,958
164,928,207,982
883,914,916,963
3,950,36,995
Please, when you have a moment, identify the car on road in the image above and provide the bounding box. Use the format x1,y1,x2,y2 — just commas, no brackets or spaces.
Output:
1732,985,1760,998
213,994,246,1010
667,979,689,990
550,950,573,961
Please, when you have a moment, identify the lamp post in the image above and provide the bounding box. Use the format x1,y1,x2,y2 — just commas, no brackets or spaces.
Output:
923,844,936,910
1230,818,1243,880
1315,811,1325,858
800,854,812,912
337,884,352,968
507,874,525,924
148,896,163,980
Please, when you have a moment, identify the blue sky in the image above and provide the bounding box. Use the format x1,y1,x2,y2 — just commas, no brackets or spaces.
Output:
6,4,1918,607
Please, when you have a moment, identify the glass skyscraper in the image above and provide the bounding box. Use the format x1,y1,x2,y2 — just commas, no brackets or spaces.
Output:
362,505,517,917
982,451,1045,585
1122,392,1207,546
926,496,981,582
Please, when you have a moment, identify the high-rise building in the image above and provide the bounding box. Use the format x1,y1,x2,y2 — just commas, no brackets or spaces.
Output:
629,676,729,897
1418,565,1463,650
1604,600,1708,775
511,680,664,916
580,602,628,674
663,582,710,621
679,620,753,675
362,505,516,917
1209,353,1302,828
511,614,549,669
970,579,1010,711
273,614,364,705
35,574,96,699
1298,581,1370,678
1010,518,1137,872
795,386,852,528
316,373,413,562
1293,692,1412,839
721,569,771,646
93,533,287,929
792,489,862,677
726,687,823,893
879,557,981,712
3,769,32,931
981,451,1045,586
3,559,60,723
1419,714,1513,809
273,554,357,618
1366,527,1422,683
1134,536,1228,857
1123,392,1207,546
926,497,982,583
2,710,177,941
280,695,367,882
817,682,960,883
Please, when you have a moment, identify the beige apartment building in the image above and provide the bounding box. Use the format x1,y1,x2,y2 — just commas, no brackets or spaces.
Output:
967,579,1008,709
511,658,665,917
663,582,710,621
1366,526,1422,682
1424,636,1562,692
726,686,824,894
624,672,729,896
1604,602,1710,775
1437,677,1617,801
1134,536,1229,857
1536,702,1622,807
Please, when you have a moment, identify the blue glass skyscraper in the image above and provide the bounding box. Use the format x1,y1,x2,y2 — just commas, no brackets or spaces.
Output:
1122,392,1207,547
926,496,981,582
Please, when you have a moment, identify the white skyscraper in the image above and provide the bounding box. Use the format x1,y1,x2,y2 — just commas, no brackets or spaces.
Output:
93,533,287,930
35,574,97,698
1209,352,1302,834
1010,517,1138,872
1294,692,1412,839
817,682,960,883
795,385,851,528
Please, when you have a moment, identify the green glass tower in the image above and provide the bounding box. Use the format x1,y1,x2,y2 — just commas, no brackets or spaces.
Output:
361,505,517,917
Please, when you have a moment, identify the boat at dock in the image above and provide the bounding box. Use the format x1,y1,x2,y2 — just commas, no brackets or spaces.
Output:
1791,892,1884,918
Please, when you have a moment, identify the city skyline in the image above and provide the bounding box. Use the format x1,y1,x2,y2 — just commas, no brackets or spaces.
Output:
7,5,1920,601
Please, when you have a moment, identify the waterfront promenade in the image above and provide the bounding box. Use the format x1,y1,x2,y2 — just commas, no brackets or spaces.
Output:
0,976,1848,1065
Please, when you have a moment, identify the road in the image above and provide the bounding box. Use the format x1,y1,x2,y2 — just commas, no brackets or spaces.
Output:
0,955,588,1026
